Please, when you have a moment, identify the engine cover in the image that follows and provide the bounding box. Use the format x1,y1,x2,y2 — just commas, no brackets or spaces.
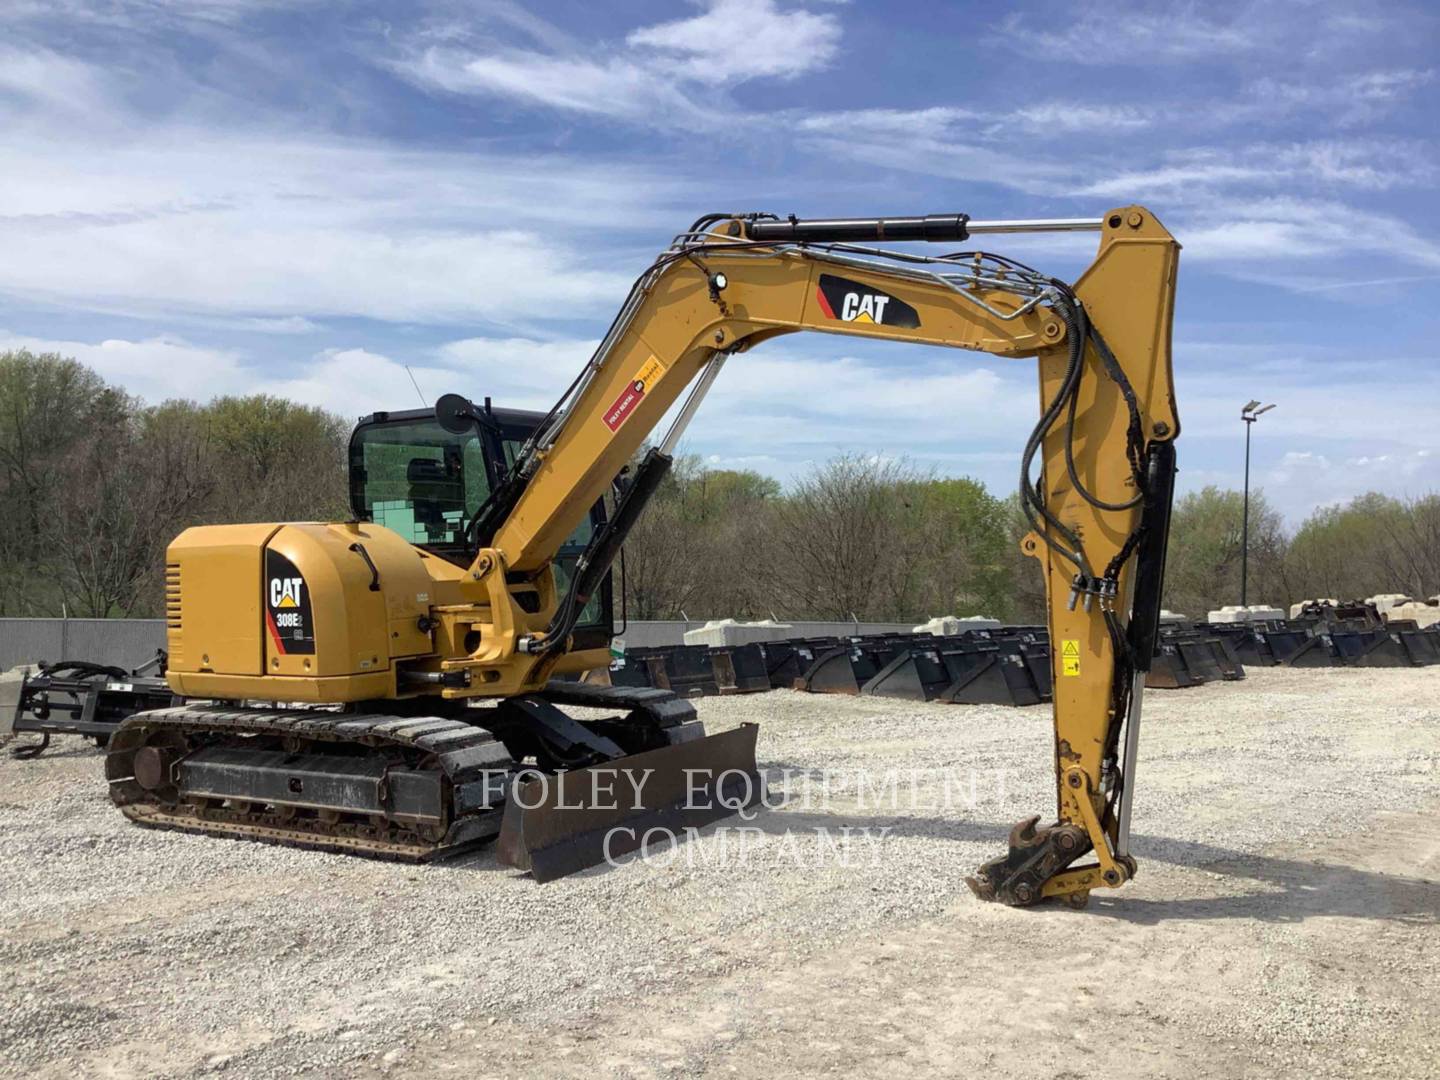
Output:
165,522,436,701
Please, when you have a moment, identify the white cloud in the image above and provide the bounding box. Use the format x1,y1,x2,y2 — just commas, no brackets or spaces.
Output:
1263,447,1440,522
0,328,599,420
1178,197,1440,268
0,330,246,403
991,3,1254,64
0,46,111,118
0,132,687,324
397,48,714,125
7,0,315,28
396,0,841,125
1081,140,1434,199
1007,102,1154,133
1249,68,1436,126
799,101,1152,143
627,0,841,84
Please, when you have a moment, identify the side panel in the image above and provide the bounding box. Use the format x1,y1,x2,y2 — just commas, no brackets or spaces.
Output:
264,524,432,679
167,523,280,679
168,521,445,702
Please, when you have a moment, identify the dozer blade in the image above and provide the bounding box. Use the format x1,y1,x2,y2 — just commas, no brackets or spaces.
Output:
496,723,762,882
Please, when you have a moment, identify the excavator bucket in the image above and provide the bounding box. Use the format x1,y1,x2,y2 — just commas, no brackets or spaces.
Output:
495,723,762,882
1399,629,1440,666
798,646,866,694
1353,631,1411,668
943,651,1045,707
861,646,952,701
1146,642,1200,689
1285,633,1345,668
709,644,772,694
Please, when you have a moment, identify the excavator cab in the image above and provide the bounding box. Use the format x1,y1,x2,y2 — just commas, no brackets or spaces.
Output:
347,404,614,652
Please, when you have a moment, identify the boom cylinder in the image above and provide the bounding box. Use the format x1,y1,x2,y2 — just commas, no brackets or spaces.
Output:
744,214,971,243
741,215,1106,244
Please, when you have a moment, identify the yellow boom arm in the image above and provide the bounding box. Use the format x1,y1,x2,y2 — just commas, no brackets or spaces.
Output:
463,206,1180,906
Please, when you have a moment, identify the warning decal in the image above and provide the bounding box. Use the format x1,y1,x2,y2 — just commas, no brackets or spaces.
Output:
603,355,667,433
1061,639,1081,677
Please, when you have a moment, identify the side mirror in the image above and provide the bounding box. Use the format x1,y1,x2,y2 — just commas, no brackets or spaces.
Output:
435,393,479,435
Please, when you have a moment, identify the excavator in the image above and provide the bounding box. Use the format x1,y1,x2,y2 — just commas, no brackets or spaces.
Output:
105,205,1180,907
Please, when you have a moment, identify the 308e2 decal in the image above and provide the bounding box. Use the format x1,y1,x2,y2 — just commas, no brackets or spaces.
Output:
264,549,315,655
814,274,921,329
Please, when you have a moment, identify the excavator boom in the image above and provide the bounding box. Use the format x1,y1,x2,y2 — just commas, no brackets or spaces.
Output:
107,205,1180,906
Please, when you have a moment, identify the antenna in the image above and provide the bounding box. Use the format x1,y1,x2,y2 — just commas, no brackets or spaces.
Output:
404,365,428,408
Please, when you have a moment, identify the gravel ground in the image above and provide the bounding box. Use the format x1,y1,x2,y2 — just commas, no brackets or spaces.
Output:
1,666,1437,1079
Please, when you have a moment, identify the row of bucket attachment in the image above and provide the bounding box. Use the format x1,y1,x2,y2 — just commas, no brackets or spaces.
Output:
607,608,1440,706
608,628,1053,707
1146,605,1440,688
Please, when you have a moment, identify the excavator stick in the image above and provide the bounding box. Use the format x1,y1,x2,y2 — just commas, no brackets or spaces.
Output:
495,723,762,881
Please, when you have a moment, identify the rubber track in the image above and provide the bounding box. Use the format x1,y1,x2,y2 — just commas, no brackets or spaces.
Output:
107,705,510,861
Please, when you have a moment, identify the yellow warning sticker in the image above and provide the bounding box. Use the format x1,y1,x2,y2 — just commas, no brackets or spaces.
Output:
1062,639,1081,677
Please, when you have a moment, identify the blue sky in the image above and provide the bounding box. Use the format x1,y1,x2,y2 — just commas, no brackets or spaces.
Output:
2,0,1437,521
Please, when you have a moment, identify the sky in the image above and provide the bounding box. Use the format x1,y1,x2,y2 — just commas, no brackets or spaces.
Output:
2,0,1438,522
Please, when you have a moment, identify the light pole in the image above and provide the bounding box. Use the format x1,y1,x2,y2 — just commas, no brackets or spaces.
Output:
1240,400,1277,605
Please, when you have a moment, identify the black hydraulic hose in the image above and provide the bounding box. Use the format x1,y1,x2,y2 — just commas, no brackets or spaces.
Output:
1125,441,1177,673
530,448,673,655
1062,367,1143,513
1017,289,1092,576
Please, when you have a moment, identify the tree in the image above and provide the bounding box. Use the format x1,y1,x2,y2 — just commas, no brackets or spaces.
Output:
0,355,354,617
203,395,350,523
0,350,133,614
1285,493,1440,603
1161,485,1285,618
620,455,782,619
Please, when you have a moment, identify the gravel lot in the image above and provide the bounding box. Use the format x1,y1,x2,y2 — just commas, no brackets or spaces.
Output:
2,666,1438,1079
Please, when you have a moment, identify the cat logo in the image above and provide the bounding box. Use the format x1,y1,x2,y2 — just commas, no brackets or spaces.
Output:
263,549,316,655
270,577,304,609
814,273,921,329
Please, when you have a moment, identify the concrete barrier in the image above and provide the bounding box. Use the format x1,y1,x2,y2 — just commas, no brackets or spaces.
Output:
1,617,925,668
1207,605,1285,623
682,619,795,647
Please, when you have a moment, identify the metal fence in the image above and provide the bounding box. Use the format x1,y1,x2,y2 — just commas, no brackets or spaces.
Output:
0,619,167,671
1,617,921,670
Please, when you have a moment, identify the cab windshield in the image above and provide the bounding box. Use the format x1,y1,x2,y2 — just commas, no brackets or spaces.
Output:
347,412,604,628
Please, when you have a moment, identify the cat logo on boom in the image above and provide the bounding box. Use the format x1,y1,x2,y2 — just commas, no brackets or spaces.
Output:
814,273,921,329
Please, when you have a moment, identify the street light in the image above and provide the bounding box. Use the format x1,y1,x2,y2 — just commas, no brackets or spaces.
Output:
1240,401,1277,605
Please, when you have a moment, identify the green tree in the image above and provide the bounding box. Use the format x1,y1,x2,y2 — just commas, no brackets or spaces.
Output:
1161,485,1285,619
203,395,350,523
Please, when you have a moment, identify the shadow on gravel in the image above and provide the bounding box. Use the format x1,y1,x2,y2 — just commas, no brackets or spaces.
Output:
1089,836,1440,926
705,806,1440,926
2,741,104,761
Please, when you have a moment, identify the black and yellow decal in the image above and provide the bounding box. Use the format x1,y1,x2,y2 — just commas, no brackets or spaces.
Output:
814,273,921,328
264,549,315,655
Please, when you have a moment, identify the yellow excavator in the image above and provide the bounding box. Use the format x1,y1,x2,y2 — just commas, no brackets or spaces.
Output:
106,206,1180,907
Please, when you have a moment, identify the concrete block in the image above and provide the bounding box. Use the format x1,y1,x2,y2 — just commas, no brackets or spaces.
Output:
1158,610,1189,624
1367,593,1415,615
911,615,1002,636
1207,605,1284,624
682,619,794,648
1385,600,1440,629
